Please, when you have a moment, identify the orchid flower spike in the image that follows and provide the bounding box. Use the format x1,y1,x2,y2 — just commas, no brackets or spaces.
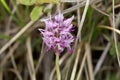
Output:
39,13,75,54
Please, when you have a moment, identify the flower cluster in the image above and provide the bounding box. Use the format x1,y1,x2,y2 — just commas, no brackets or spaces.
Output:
39,13,75,54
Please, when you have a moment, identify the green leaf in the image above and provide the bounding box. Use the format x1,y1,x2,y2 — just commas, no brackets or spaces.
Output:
37,0,60,4
30,6,43,21
18,0,36,5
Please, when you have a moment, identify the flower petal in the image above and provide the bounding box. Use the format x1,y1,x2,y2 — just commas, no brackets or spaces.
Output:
55,13,64,22
44,20,53,28
63,15,74,27
57,43,64,53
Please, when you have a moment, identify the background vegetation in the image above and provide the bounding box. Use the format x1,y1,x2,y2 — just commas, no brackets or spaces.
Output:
0,0,120,80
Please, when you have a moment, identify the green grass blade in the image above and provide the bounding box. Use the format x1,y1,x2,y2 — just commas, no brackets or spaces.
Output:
0,0,12,14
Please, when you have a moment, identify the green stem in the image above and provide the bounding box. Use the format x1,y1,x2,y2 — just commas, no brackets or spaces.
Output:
55,53,61,80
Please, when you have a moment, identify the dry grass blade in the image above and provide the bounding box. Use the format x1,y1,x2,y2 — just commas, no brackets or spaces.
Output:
76,43,89,80
5,4,17,35
40,1,85,22
0,42,20,80
40,0,100,22
92,4,110,17
77,0,81,41
74,0,90,51
26,37,36,80
0,71,3,80
99,25,120,35
1,42,20,66
86,43,94,80
8,69,22,80
85,64,89,80
64,53,76,80
99,25,120,66
35,42,45,73
10,55,23,80
94,42,111,76
0,21,35,55
62,0,101,14
70,43,83,80
112,0,120,66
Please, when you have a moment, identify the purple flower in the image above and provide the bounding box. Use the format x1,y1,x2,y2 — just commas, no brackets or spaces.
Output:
39,13,75,54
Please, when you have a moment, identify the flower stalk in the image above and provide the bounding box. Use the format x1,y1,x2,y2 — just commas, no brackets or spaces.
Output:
39,13,75,79
55,52,61,80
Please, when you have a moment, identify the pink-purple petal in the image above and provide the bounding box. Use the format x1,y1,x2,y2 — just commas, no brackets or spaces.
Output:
63,15,74,27
55,13,64,22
